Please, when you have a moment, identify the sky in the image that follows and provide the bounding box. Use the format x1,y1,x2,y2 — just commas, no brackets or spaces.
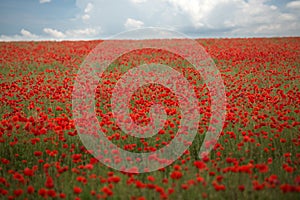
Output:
0,0,300,41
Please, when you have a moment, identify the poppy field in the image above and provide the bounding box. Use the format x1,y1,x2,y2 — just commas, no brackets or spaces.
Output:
0,37,299,199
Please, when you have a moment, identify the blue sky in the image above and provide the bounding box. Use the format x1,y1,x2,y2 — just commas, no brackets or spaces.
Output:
0,0,299,40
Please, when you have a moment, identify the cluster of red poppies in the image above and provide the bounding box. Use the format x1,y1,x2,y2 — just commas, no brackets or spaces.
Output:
0,38,299,199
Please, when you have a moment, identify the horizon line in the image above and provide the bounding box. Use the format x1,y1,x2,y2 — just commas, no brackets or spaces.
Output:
0,35,299,42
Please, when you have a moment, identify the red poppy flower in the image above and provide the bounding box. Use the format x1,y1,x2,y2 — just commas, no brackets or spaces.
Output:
101,186,113,196
14,189,23,197
73,186,82,195
27,185,35,194
24,167,34,176
238,185,245,191
45,176,54,189
194,160,207,170
170,171,182,180
38,188,47,198
147,176,155,182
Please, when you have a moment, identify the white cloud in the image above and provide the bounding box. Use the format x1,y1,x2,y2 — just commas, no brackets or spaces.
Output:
124,18,144,29
232,0,299,36
270,5,277,10
65,28,100,38
71,0,300,37
0,27,102,41
286,1,300,9
130,0,147,3
80,2,94,21
42,27,101,39
39,0,51,4
157,0,299,36
0,29,39,41
2,0,299,40
254,24,281,34
82,14,90,20
279,13,296,21
43,28,66,38
20,29,38,38
84,2,94,13
164,0,211,28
